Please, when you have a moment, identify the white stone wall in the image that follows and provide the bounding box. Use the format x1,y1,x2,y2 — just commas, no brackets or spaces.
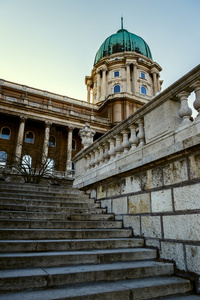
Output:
90,150,200,279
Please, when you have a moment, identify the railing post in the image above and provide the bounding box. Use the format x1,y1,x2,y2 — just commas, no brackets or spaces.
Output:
192,81,200,122
103,142,110,163
115,134,122,158
98,146,104,166
137,119,145,147
177,91,192,126
121,130,130,154
108,139,115,160
129,124,138,150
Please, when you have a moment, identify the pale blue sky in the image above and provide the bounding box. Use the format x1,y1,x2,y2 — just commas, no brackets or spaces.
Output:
0,0,199,102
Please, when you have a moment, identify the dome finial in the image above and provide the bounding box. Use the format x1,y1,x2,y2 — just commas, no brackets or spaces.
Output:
121,16,123,30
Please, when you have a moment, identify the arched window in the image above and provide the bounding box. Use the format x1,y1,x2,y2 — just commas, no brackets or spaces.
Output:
0,127,11,140
114,85,121,93
46,158,54,175
141,86,147,95
25,131,34,143
0,151,7,167
22,155,32,173
49,136,56,147
72,139,76,151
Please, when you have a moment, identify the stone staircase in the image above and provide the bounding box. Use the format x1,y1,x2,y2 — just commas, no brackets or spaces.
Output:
0,181,197,299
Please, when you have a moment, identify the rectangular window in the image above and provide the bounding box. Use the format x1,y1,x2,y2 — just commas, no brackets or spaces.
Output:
141,72,145,79
114,71,119,77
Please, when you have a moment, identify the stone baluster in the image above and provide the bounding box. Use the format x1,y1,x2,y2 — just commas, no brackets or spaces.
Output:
115,135,122,158
90,151,95,169
137,119,145,147
103,142,110,163
192,81,200,122
94,148,99,167
121,130,130,154
85,154,91,171
177,91,192,126
129,124,138,150
108,138,115,160
98,146,104,166
126,63,131,93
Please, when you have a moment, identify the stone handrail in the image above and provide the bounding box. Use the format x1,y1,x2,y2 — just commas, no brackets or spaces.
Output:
73,65,200,183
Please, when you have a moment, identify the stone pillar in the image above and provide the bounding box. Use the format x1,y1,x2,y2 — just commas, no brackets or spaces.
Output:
101,66,107,99
66,126,73,172
126,63,131,93
15,116,26,164
42,121,51,164
152,70,158,95
97,71,101,101
177,91,192,126
133,64,137,94
192,81,200,121
87,83,91,103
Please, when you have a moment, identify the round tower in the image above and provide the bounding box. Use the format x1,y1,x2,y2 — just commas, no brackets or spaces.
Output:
86,20,162,123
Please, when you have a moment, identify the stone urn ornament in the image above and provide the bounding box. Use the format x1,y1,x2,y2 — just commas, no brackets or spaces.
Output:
79,123,96,148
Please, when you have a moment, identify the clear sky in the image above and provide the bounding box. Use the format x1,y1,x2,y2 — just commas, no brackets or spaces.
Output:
0,0,199,105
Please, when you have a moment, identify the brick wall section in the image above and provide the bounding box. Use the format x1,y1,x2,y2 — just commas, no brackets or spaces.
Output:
88,148,200,278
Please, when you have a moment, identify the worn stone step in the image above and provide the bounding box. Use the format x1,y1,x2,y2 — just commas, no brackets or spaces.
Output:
0,261,174,291
0,198,96,207
0,203,103,214
0,248,157,269
0,210,71,220
70,214,116,221
0,276,192,300
0,219,122,229
0,193,89,201
0,228,133,240
0,210,114,221
0,238,144,252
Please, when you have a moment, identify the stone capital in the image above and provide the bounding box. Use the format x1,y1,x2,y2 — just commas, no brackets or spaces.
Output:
19,115,27,122
176,91,190,100
191,81,200,91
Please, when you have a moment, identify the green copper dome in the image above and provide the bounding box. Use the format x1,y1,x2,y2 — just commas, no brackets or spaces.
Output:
94,28,152,65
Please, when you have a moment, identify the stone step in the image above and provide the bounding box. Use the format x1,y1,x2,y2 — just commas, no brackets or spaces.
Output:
70,213,115,221
0,203,103,214
0,193,89,201
0,248,157,269
0,228,133,240
0,261,175,291
0,238,144,252
0,210,114,221
0,198,96,207
0,276,192,300
0,219,122,229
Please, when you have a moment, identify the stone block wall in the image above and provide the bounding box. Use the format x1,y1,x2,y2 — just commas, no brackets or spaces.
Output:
88,147,200,278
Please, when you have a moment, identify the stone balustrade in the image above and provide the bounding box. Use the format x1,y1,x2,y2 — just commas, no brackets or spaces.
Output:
73,65,200,183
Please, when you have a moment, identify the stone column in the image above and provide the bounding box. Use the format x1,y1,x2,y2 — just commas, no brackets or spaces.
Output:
42,121,51,164
133,64,137,94
15,116,26,164
97,71,101,101
87,83,91,103
152,71,158,96
101,66,107,99
126,63,131,93
177,91,192,126
66,126,73,172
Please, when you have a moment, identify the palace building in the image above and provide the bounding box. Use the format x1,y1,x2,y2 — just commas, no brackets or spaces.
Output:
0,20,162,178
